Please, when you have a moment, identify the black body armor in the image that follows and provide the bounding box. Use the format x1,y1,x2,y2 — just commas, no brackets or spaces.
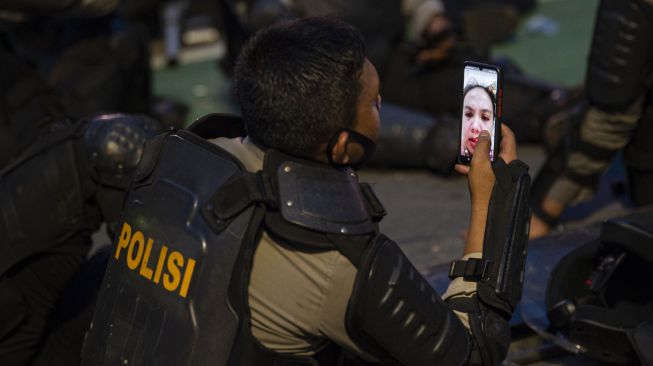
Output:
0,113,162,277
0,122,96,277
83,115,530,366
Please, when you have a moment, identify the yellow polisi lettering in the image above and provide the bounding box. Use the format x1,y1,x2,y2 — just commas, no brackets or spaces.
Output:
163,251,183,292
115,222,132,260
139,238,155,280
179,258,196,298
127,231,145,270
153,245,168,284
113,220,197,299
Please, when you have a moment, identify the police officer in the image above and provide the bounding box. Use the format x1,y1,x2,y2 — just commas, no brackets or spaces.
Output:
83,17,531,365
530,0,653,238
0,113,162,365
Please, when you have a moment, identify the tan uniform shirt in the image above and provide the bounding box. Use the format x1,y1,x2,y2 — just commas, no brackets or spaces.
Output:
209,136,479,359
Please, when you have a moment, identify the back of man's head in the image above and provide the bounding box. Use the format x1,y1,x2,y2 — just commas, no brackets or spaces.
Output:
234,16,366,158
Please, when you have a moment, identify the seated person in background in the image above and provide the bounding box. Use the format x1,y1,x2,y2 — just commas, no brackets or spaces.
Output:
529,0,653,238
0,113,162,366
217,0,563,144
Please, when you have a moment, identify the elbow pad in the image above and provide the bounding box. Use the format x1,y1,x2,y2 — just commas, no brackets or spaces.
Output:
348,235,471,366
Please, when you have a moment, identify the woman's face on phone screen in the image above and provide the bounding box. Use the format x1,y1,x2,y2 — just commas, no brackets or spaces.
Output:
461,86,493,156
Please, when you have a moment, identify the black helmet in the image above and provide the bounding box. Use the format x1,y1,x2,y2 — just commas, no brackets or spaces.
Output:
531,209,653,365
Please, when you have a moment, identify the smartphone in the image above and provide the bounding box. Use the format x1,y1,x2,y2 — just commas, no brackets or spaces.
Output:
458,61,502,164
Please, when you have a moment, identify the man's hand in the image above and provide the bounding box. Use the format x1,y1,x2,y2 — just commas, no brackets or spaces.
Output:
455,124,518,202
455,125,518,254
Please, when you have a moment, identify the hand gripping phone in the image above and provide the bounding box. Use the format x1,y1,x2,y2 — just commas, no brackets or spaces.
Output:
458,61,502,164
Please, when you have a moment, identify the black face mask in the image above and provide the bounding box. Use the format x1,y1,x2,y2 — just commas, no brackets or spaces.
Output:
326,128,376,170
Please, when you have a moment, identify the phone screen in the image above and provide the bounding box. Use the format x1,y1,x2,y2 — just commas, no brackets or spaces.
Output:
459,63,500,163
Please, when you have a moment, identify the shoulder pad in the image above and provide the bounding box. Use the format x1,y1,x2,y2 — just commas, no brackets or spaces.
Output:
264,149,375,235
83,113,163,189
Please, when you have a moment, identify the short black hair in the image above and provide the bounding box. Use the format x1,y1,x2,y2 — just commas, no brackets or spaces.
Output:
234,16,366,157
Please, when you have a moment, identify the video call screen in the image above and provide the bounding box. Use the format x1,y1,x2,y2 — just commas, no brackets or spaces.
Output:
460,65,498,161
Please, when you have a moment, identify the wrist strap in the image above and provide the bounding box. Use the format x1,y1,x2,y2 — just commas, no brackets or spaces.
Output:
448,258,489,280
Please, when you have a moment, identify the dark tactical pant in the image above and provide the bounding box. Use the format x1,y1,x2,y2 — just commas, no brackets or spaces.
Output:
0,238,87,366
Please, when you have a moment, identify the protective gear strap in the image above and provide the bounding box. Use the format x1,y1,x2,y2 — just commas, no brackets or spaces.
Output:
531,203,559,228
359,183,387,223
448,258,487,281
226,206,319,366
477,158,531,317
208,171,278,221
347,234,471,366
571,139,615,162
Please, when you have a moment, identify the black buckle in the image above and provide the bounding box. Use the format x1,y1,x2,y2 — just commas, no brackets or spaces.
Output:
359,182,386,222
448,258,487,280
203,171,278,233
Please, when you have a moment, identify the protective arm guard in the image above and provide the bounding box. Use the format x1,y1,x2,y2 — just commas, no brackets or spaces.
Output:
347,235,472,366
448,159,531,364
477,159,531,315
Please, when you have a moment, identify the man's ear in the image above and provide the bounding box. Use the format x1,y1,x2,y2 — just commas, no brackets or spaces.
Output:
330,130,350,165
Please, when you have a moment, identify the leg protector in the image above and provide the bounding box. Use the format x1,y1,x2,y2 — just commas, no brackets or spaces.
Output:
586,0,653,111
531,101,642,225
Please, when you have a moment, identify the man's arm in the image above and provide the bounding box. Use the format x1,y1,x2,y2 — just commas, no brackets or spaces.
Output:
447,124,531,364
456,125,519,255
